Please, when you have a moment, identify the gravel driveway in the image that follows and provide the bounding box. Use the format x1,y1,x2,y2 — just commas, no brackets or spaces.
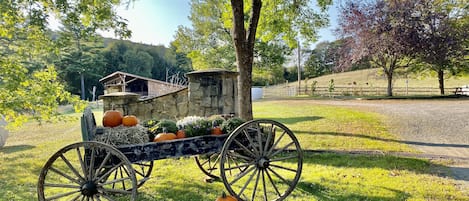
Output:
309,99,469,187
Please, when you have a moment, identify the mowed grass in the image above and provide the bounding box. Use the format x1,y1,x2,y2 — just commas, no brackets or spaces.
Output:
300,68,469,88
0,100,467,200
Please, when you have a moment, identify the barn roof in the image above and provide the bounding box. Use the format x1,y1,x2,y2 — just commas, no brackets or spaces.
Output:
99,71,179,87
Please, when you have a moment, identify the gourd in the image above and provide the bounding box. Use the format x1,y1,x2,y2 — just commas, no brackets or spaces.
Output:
215,191,237,201
211,127,223,135
153,133,177,142
176,129,186,139
122,115,139,127
102,109,123,127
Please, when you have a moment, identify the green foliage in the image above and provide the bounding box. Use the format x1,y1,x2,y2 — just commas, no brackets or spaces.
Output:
183,119,212,137
221,117,246,134
0,0,130,128
153,119,178,134
141,118,159,128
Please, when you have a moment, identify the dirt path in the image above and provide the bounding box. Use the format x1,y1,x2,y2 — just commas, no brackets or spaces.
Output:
307,99,469,189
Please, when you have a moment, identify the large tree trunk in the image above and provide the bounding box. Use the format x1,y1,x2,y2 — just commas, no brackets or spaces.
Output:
438,69,445,95
230,0,261,120
386,73,393,96
237,53,254,120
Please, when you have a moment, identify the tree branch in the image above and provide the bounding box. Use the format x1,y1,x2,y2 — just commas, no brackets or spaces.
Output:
246,0,262,50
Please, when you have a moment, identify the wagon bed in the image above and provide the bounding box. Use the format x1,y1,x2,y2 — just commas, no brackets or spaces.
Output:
38,107,304,201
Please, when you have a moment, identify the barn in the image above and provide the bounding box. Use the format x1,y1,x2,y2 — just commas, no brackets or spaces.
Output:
99,71,186,99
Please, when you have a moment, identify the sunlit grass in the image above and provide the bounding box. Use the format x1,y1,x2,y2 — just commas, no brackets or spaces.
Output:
0,100,467,200
253,100,415,153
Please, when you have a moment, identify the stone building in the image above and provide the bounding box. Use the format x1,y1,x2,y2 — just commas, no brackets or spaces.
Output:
101,69,238,120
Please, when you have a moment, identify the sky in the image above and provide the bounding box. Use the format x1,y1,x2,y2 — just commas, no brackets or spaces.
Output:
100,0,339,48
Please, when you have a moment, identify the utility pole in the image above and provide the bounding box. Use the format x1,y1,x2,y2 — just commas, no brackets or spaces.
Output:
297,40,301,95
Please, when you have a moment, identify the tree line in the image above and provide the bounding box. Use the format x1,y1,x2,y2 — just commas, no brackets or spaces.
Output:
54,36,191,100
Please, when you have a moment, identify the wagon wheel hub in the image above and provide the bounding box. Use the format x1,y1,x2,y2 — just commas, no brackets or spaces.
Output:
257,157,270,169
81,181,98,197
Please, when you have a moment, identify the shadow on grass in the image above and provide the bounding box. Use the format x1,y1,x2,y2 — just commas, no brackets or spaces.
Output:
0,144,35,154
297,181,410,201
302,152,437,174
296,130,469,149
267,116,323,124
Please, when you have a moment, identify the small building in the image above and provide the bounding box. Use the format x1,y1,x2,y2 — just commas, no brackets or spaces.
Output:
99,71,185,99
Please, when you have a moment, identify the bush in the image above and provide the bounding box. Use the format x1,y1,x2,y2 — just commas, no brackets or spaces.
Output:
221,117,246,134
184,119,212,137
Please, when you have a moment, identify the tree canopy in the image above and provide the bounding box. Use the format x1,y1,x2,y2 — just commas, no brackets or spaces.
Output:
0,0,130,127
337,0,469,96
173,0,331,119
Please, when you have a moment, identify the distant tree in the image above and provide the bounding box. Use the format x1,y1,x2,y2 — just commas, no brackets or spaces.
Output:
121,50,153,78
338,0,419,96
407,0,469,94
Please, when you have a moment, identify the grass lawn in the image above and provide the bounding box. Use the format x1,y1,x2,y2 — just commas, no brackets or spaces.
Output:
0,100,467,200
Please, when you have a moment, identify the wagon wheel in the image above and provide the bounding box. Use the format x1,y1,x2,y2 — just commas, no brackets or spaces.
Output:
132,161,153,188
102,160,153,192
37,141,137,201
219,120,303,201
195,153,221,179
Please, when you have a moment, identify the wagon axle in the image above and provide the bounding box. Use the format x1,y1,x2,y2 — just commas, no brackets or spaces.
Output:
80,181,98,197
257,157,270,169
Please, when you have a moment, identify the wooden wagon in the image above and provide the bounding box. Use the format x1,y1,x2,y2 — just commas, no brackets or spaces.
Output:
37,108,303,201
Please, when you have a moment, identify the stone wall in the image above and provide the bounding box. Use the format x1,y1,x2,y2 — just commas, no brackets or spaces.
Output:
101,69,238,121
187,69,238,117
101,88,188,121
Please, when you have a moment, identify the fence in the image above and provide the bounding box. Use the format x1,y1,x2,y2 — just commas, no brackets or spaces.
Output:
262,85,455,98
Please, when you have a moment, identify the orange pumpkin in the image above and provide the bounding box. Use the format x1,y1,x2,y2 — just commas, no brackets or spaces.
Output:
102,109,123,127
216,191,237,201
211,127,223,135
176,130,186,139
153,133,177,142
122,115,139,127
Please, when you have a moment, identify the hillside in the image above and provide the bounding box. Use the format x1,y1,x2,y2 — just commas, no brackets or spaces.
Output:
301,68,469,88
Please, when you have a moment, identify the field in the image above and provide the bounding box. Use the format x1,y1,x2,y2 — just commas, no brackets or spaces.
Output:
304,68,469,88
0,101,468,200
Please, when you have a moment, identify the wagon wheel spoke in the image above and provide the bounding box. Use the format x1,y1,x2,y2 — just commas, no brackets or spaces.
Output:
195,153,221,179
270,164,298,173
255,126,265,156
242,129,260,156
250,168,262,201
223,161,256,171
237,169,258,198
71,194,82,201
268,142,295,158
233,138,257,158
261,169,269,201
89,148,96,180
45,189,81,200
76,147,88,180
100,176,133,186
100,187,134,194
267,166,292,186
59,154,86,182
49,166,82,184
101,194,114,201
269,155,298,163
266,131,287,156
228,166,256,185
264,169,281,197
96,161,125,182
94,152,112,180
